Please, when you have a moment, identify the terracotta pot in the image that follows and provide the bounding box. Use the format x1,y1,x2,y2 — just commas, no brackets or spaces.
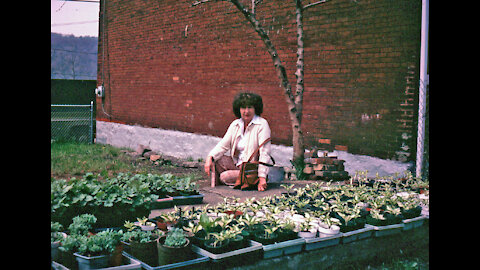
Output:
224,210,244,219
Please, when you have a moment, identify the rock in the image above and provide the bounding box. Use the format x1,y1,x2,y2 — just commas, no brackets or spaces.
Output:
182,161,199,168
135,144,152,156
150,155,161,162
143,151,156,159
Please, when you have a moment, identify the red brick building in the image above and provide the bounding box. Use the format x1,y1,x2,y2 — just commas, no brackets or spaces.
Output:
96,0,423,161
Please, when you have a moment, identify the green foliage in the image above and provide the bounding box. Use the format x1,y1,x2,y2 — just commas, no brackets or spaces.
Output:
68,214,97,236
290,156,307,180
76,229,123,257
199,213,221,234
123,229,159,244
51,221,65,242
59,234,83,253
164,228,187,247
51,173,165,227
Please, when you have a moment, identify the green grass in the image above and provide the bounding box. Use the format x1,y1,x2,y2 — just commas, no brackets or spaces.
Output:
51,142,136,178
51,141,204,180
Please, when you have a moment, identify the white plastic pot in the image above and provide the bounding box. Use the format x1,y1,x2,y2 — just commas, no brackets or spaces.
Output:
317,224,340,238
298,230,317,239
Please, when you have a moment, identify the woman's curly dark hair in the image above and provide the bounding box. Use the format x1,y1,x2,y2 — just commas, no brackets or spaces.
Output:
232,92,263,118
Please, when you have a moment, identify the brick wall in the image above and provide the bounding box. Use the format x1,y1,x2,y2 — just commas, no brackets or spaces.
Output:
97,0,422,161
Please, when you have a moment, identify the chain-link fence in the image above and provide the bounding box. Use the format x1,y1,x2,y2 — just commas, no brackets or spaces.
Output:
51,102,94,143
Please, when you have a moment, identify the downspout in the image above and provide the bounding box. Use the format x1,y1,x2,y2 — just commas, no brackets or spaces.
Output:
99,0,111,119
415,0,429,179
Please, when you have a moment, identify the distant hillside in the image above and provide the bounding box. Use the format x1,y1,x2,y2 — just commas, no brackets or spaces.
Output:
51,33,98,80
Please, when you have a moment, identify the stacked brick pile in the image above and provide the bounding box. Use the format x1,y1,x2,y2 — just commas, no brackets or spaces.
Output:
302,140,350,181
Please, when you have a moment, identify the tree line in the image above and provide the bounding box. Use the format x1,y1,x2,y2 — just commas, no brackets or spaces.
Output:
51,33,98,80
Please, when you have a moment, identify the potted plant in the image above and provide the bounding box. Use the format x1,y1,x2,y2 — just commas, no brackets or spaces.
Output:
225,224,247,251
222,197,244,218
237,213,261,240
366,209,388,226
203,230,231,254
281,184,296,197
297,220,317,239
51,222,67,262
152,212,178,231
398,198,423,219
296,213,317,239
157,227,193,265
73,229,123,270
183,221,205,246
134,216,156,231
192,213,223,246
254,223,280,245
276,219,298,242
68,214,97,236
58,234,83,269
123,228,162,266
384,205,404,225
317,215,341,238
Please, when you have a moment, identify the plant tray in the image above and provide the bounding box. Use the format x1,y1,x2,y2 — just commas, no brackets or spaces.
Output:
122,251,209,270
366,223,404,237
252,237,306,259
52,254,142,270
151,197,174,209
304,233,342,251
167,194,204,206
341,226,374,244
192,240,263,264
402,215,428,231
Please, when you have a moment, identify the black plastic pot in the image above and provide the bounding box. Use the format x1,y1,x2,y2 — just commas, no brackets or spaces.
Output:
192,229,208,246
277,228,298,242
366,215,388,226
203,239,231,254
340,218,366,233
227,235,247,251
254,232,279,245
128,235,160,266
401,206,422,219
157,236,193,266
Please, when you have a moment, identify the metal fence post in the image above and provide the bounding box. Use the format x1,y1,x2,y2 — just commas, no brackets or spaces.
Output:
90,101,94,143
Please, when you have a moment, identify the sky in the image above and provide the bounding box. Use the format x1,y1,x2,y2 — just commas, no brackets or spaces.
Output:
51,0,100,37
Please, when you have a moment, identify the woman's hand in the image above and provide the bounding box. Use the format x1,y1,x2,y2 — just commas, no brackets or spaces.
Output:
204,156,213,175
258,177,267,191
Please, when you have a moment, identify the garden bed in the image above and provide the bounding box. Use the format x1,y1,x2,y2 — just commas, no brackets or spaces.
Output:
52,171,429,269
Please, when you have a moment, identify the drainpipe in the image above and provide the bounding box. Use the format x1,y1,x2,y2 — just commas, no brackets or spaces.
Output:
415,0,429,179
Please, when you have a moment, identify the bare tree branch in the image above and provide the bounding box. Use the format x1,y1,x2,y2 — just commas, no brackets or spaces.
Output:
192,0,217,7
303,0,328,10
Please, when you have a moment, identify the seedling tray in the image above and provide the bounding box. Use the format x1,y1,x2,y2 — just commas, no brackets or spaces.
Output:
52,254,142,270
122,251,209,270
192,240,262,264
366,223,404,237
151,197,174,210
402,215,427,231
168,194,204,206
304,233,342,251
252,237,306,259
341,226,374,244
